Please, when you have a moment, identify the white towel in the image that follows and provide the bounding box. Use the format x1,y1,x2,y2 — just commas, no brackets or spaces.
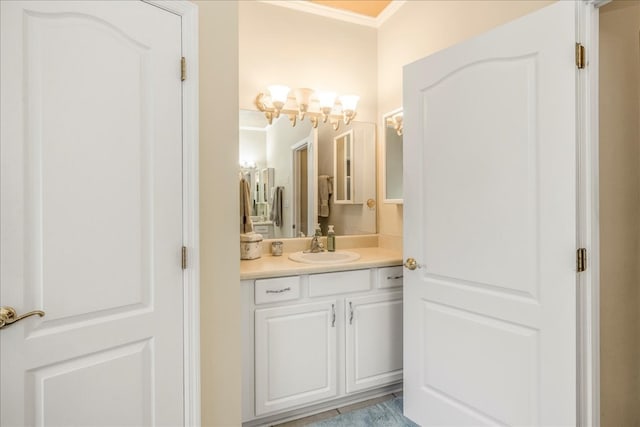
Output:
318,175,333,217
240,178,254,233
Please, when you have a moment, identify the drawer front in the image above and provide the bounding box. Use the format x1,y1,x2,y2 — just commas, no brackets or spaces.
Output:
253,225,273,239
378,266,404,288
255,276,300,304
309,269,370,297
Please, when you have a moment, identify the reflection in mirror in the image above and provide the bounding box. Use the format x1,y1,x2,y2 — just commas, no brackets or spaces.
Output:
334,130,354,203
239,110,376,239
383,109,403,203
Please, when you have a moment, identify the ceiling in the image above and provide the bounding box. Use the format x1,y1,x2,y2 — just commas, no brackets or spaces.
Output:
308,0,393,18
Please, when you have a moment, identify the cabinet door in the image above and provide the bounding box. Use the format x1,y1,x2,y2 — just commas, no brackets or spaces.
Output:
255,300,338,415
345,292,403,393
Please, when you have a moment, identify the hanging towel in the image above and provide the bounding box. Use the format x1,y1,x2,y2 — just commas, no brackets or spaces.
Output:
318,175,333,218
270,186,284,227
240,178,254,234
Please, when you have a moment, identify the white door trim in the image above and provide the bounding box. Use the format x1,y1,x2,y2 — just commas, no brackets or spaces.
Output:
144,1,200,426
577,1,600,426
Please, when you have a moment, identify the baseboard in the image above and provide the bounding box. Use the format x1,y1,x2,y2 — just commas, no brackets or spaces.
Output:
242,383,403,427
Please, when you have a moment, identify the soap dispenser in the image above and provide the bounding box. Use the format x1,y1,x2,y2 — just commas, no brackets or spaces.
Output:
315,223,322,237
327,225,336,252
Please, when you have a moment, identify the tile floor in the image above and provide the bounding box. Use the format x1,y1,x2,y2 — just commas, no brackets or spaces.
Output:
273,392,403,427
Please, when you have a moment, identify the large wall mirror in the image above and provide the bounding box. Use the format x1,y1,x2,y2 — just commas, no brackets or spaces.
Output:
239,110,376,239
382,109,403,204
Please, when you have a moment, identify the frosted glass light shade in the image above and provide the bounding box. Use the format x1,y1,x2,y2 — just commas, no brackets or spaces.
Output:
268,85,290,107
294,88,314,113
317,92,337,109
340,95,360,112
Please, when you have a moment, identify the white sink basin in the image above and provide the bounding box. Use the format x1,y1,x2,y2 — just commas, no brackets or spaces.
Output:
288,250,361,264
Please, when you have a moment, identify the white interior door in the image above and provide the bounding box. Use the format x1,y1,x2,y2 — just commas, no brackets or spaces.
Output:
403,2,578,426
0,1,184,425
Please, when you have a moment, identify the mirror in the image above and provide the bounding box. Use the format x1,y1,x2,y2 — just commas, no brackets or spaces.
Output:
334,130,355,203
382,109,403,203
239,109,376,239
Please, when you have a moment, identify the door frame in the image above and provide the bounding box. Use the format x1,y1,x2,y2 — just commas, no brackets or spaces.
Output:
291,129,318,238
578,1,609,426
144,1,200,425
292,140,308,237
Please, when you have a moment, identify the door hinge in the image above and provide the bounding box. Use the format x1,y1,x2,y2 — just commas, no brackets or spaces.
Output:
577,248,587,273
575,43,585,69
182,246,188,270
181,57,186,81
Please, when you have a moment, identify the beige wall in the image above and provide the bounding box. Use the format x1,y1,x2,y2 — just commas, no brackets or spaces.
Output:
239,1,378,123
599,2,640,426
376,0,553,237
196,1,241,426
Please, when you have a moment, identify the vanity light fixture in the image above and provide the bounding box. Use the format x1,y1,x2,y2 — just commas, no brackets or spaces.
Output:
255,85,359,131
386,112,403,136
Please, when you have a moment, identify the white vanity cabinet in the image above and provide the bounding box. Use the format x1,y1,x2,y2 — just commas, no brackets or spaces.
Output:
345,292,403,393
242,265,404,424
254,300,338,416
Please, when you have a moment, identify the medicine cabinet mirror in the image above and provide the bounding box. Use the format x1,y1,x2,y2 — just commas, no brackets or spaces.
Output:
382,108,403,203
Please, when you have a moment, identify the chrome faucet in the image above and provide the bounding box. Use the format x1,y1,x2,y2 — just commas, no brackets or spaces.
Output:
307,235,325,253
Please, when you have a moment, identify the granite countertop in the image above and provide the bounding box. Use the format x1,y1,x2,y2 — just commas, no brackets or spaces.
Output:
240,246,403,280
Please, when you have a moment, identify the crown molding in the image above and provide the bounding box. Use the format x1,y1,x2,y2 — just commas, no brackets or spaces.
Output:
375,0,406,26
259,0,406,28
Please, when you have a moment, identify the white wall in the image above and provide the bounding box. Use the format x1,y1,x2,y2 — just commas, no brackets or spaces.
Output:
239,129,267,168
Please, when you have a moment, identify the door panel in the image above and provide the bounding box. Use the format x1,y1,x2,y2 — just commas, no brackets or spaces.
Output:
421,56,539,298
28,340,153,426
403,2,577,425
1,2,184,425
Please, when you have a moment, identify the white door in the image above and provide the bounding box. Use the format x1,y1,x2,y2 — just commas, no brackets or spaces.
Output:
1,2,184,426
255,300,338,415
403,2,578,426
345,292,403,393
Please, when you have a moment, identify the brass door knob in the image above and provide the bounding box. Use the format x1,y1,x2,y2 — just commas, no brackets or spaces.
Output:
404,258,418,270
0,306,45,330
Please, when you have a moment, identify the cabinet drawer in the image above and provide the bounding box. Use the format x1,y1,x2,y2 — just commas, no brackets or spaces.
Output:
309,269,370,297
255,276,300,304
378,266,404,289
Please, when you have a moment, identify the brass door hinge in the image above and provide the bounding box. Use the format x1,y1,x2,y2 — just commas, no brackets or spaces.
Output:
181,57,186,81
577,248,587,272
575,43,585,69
182,246,188,270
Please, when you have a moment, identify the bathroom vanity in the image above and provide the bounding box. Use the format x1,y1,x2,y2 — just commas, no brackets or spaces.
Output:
241,246,403,426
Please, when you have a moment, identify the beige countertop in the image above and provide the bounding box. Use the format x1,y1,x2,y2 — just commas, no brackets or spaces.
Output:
240,247,403,280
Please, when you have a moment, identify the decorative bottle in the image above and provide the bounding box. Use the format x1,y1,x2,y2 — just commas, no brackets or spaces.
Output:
327,225,336,252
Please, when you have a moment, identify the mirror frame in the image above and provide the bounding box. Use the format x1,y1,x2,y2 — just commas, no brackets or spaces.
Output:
382,108,403,204
333,129,355,204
